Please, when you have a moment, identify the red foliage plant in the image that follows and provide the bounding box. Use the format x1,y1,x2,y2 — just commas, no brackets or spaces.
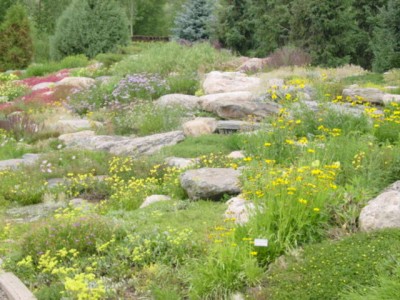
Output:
19,69,70,87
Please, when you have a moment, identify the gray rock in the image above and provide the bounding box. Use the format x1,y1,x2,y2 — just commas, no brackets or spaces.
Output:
154,94,201,110
202,98,281,121
382,94,400,104
359,181,400,231
140,195,171,208
217,120,260,134
342,86,384,105
6,202,64,223
200,91,254,105
55,77,95,89
227,151,245,159
182,117,217,137
202,71,262,94
165,157,197,169
0,154,40,170
31,82,54,91
237,58,268,72
224,196,255,224
69,198,92,211
180,168,241,200
59,130,185,156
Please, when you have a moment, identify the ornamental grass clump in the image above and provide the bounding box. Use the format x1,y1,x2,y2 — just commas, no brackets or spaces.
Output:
241,160,340,263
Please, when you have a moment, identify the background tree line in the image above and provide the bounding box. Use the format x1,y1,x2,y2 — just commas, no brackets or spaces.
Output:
0,0,399,72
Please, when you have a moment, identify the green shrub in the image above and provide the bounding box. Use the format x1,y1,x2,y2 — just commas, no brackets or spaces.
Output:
0,4,33,71
95,53,124,68
26,55,89,77
21,213,125,260
0,169,45,206
290,0,358,67
0,73,28,102
51,0,129,60
111,102,183,136
371,0,400,72
112,42,233,76
263,229,400,300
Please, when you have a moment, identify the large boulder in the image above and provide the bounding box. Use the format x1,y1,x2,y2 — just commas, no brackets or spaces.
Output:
154,94,201,110
59,130,185,156
180,168,241,200
182,117,217,137
237,58,269,72
202,71,262,94
342,86,384,105
55,77,95,89
202,98,280,121
224,196,255,224
359,181,400,231
200,91,254,105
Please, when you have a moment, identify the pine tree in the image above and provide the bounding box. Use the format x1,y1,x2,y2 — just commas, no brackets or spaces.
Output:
0,4,33,71
0,0,13,23
371,0,400,72
51,0,129,60
172,0,213,42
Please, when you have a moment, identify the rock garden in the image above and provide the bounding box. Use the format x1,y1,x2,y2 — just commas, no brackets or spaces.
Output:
1,42,400,299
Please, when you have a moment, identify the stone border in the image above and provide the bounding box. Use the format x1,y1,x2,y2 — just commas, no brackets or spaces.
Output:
0,273,36,300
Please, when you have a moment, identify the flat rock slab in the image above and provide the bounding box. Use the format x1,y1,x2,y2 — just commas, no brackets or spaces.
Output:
0,272,36,300
6,202,64,223
203,71,262,94
202,99,281,121
180,168,241,200
0,154,40,171
216,120,260,134
342,87,384,105
59,130,185,156
359,181,400,231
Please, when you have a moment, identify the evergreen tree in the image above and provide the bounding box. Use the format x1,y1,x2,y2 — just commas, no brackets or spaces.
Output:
371,0,400,72
351,0,388,69
250,0,291,56
51,0,129,59
0,0,13,23
0,3,33,71
214,0,256,54
172,0,213,41
290,0,358,67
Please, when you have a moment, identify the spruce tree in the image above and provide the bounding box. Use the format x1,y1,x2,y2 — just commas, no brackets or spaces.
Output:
172,0,213,42
371,0,400,72
290,0,358,67
214,0,256,54
0,4,33,71
51,0,129,59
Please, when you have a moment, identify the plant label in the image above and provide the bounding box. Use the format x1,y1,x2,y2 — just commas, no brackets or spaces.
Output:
254,239,268,247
